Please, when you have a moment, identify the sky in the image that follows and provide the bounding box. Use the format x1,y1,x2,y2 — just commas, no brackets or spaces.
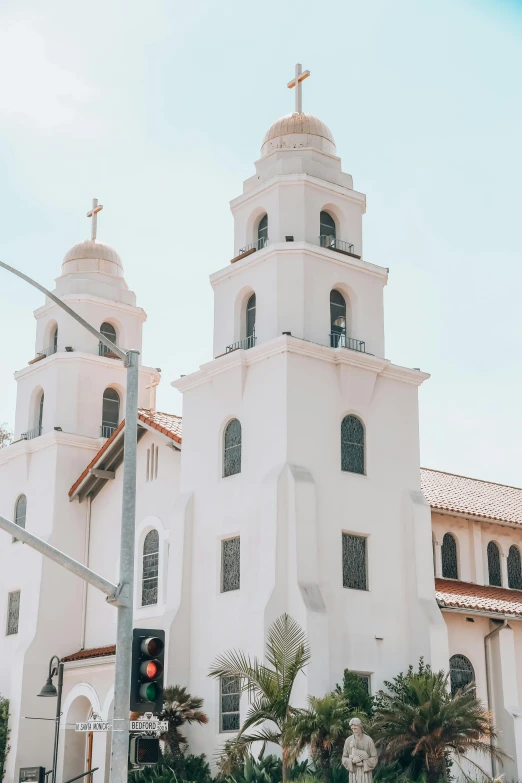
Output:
0,0,521,486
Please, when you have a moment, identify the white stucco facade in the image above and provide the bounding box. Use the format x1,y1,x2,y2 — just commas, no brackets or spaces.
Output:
2,104,522,783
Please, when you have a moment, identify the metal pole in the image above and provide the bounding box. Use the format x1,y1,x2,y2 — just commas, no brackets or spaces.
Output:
52,662,64,783
109,350,139,783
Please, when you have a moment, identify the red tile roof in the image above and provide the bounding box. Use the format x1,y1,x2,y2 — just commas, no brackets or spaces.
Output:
435,578,522,617
69,409,182,498
421,467,522,525
62,645,116,663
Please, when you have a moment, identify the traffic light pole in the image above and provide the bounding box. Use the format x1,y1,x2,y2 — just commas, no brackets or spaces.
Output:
0,261,139,783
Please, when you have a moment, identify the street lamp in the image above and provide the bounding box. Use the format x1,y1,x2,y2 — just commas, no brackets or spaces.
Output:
0,258,138,783
38,657,63,783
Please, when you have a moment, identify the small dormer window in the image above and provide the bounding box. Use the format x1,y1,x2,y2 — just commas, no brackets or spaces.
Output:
320,211,336,248
99,322,117,357
257,214,268,249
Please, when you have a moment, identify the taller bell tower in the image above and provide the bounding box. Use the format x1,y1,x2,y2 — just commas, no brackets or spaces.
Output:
175,66,448,761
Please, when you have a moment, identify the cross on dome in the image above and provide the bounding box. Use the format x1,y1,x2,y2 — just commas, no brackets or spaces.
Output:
86,198,104,241
287,63,310,114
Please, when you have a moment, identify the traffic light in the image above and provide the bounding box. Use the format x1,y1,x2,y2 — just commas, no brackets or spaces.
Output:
130,628,165,712
129,737,161,766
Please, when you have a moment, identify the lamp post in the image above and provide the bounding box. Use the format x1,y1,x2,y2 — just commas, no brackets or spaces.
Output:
38,657,64,783
0,259,138,783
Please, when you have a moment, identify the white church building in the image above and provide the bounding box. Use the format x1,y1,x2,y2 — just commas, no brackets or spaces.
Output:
2,65,522,783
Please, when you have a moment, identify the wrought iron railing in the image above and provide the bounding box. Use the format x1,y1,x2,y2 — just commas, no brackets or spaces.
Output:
100,424,117,438
99,342,118,357
330,333,366,353
37,344,58,359
226,334,256,353
22,425,42,440
238,237,268,255
319,236,355,255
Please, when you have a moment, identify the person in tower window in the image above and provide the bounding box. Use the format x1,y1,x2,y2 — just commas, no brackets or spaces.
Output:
342,717,378,783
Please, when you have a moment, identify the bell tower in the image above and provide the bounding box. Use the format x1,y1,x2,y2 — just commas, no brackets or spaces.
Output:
13,199,158,441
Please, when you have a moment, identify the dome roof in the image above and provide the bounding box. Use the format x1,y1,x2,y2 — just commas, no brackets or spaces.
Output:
261,112,336,157
61,239,123,278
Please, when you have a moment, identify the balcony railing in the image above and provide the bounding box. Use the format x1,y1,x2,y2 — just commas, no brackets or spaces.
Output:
319,235,357,256
36,344,58,359
226,334,256,353
99,342,119,358
22,426,42,440
330,332,366,353
239,237,268,255
100,424,117,438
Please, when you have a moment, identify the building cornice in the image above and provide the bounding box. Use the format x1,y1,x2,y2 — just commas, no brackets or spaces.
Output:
230,173,366,213
14,353,160,382
210,242,388,287
0,431,101,466
34,293,147,322
172,334,429,393
64,655,116,671
439,606,522,622
431,507,522,531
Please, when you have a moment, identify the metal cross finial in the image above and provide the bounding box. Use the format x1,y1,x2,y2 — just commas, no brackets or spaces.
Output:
86,198,103,241
287,63,310,114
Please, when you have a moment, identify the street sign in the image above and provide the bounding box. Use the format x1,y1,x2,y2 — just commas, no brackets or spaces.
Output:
130,713,167,734
75,713,112,732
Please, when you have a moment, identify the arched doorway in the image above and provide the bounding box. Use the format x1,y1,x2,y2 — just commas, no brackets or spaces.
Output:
62,696,92,783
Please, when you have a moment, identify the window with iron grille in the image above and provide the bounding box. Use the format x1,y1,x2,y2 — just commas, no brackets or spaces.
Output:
441,533,458,579
341,416,365,475
342,533,367,591
221,537,240,592
223,419,242,477
6,590,20,635
508,545,522,590
220,675,240,732
487,541,502,587
449,654,475,696
13,494,27,543
142,529,159,606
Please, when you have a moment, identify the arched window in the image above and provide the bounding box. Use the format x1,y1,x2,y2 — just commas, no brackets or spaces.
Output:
246,294,256,348
51,326,58,355
257,214,268,249
13,495,27,542
320,211,336,248
223,419,242,477
99,322,117,357
330,289,346,348
441,533,459,580
142,529,160,607
508,545,522,590
487,541,502,587
101,388,120,438
449,654,475,697
341,415,365,475
38,392,44,434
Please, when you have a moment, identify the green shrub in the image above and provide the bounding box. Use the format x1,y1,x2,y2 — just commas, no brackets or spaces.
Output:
0,696,9,781
334,672,374,718
216,753,311,783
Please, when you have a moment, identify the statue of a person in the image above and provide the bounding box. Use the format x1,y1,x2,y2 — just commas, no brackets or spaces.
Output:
341,717,378,783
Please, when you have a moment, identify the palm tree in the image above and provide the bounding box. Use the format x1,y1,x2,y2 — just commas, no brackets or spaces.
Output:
159,685,209,761
209,613,311,783
286,692,355,783
372,660,507,783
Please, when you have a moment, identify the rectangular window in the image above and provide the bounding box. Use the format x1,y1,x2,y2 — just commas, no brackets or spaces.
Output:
352,672,371,693
221,537,240,593
342,533,367,591
6,590,20,635
220,675,240,732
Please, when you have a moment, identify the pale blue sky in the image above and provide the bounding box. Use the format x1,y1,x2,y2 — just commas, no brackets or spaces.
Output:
1,0,521,485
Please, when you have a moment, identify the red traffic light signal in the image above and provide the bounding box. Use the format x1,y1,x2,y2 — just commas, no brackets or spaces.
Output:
130,629,165,712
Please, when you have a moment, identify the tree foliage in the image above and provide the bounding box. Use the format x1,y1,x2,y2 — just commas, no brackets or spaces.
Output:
0,425,11,450
159,686,209,768
372,659,507,783
335,672,374,717
209,613,311,783
0,695,10,781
